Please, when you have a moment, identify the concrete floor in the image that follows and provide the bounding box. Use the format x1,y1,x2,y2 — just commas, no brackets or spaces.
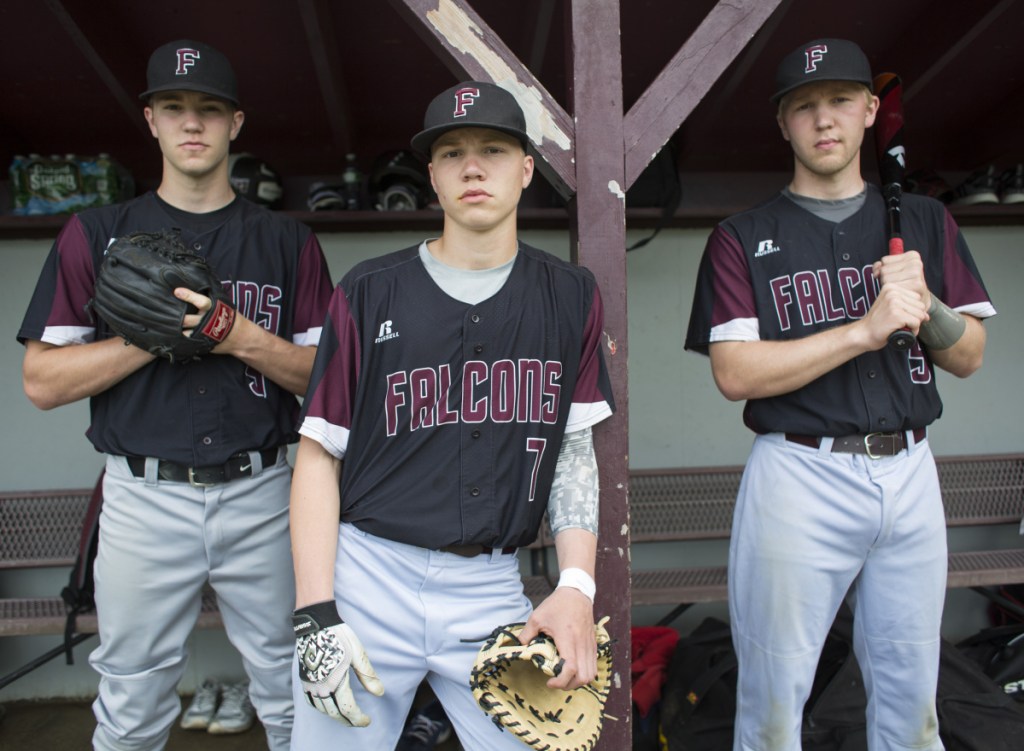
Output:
0,694,465,750
0,696,267,750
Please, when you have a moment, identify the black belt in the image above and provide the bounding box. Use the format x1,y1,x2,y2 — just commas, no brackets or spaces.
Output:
126,448,280,487
438,544,517,558
785,428,926,458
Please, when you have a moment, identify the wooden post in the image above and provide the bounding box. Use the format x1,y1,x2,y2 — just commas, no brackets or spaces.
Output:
566,2,632,746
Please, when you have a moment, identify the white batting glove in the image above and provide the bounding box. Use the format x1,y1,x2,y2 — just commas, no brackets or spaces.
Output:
292,601,384,726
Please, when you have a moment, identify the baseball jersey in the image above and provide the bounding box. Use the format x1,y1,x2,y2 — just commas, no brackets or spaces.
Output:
299,242,615,550
685,185,996,436
18,191,334,465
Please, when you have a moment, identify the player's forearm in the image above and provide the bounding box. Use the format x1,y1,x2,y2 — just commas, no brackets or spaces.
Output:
218,315,318,396
553,527,597,578
290,436,343,608
22,338,155,410
709,321,875,401
926,314,985,378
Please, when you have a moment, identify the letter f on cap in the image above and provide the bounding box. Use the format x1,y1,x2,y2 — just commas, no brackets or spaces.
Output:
176,48,201,75
452,87,480,117
804,44,828,73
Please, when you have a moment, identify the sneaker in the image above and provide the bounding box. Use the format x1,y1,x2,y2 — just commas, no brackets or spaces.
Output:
180,679,219,730
207,680,255,734
999,164,1024,204
949,165,1000,205
396,700,453,750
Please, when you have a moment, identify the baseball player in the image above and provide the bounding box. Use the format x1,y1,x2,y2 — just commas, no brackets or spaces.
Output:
686,39,996,750
17,40,333,750
287,81,616,749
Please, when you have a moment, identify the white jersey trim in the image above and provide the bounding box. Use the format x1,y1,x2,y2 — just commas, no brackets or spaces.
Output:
709,317,760,342
42,325,95,346
293,326,323,347
299,417,349,460
955,302,997,319
565,401,614,433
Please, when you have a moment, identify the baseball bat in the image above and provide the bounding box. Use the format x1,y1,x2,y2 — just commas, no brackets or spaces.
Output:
873,72,916,351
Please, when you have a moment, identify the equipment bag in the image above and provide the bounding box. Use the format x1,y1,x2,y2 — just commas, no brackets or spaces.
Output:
957,623,1024,702
801,606,867,750
938,628,1024,750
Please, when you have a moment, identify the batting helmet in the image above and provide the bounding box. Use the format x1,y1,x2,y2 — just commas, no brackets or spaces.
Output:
228,153,284,209
368,150,435,211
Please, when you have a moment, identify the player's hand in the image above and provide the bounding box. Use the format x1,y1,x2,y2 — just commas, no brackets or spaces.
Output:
518,587,597,690
873,250,931,308
292,600,384,726
175,287,242,353
861,282,928,349
175,287,213,334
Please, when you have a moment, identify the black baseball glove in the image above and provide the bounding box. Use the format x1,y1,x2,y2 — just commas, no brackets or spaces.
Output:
90,229,235,363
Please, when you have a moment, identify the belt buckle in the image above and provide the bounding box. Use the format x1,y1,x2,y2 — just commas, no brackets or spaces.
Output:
187,467,218,488
864,432,896,459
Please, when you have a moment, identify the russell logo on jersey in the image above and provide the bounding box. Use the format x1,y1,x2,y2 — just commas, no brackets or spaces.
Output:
375,320,400,343
755,239,781,257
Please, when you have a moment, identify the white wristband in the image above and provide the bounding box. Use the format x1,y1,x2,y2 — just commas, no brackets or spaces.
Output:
556,567,596,603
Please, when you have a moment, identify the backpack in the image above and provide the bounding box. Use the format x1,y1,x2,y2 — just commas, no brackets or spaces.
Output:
626,140,683,252
657,617,737,750
59,469,105,664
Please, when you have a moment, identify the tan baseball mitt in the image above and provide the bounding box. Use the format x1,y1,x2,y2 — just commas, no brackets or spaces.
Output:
469,616,614,751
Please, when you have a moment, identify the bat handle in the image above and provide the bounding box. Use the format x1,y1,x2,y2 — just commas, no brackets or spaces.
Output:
885,234,915,349
888,328,916,350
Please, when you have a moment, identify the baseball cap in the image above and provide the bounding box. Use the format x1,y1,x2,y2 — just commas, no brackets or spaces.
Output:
140,40,239,106
411,81,529,158
771,39,872,104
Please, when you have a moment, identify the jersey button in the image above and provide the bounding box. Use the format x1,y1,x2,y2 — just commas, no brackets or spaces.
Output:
193,243,202,251
202,436,213,445
842,253,851,261
879,418,888,426
198,386,207,394
868,370,876,379
471,314,481,323
474,345,483,354
472,429,481,439
470,487,481,496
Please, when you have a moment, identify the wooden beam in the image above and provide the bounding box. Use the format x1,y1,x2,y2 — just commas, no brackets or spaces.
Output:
297,0,354,154
43,0,148,138
567,2,631,747
622,0,784,189
387,0,576,198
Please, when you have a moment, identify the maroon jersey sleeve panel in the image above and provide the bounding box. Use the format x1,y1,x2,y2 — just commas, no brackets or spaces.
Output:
565,282,616,433
18,215,99,346
685,224,757,356
291,232,335,346
940,210,996,318
710,225,757,329
299,286,361,458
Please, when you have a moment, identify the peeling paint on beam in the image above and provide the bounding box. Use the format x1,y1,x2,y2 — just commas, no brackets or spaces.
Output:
427,0,571,151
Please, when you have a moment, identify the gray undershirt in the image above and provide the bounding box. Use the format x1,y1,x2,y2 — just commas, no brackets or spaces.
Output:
783,185,867,223
418,241,514,304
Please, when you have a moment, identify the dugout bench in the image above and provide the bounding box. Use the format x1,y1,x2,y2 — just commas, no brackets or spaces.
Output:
525,453,1024,625
2,453,1023,683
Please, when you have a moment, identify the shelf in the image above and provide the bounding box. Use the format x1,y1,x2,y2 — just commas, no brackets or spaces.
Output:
2,203,1022,241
